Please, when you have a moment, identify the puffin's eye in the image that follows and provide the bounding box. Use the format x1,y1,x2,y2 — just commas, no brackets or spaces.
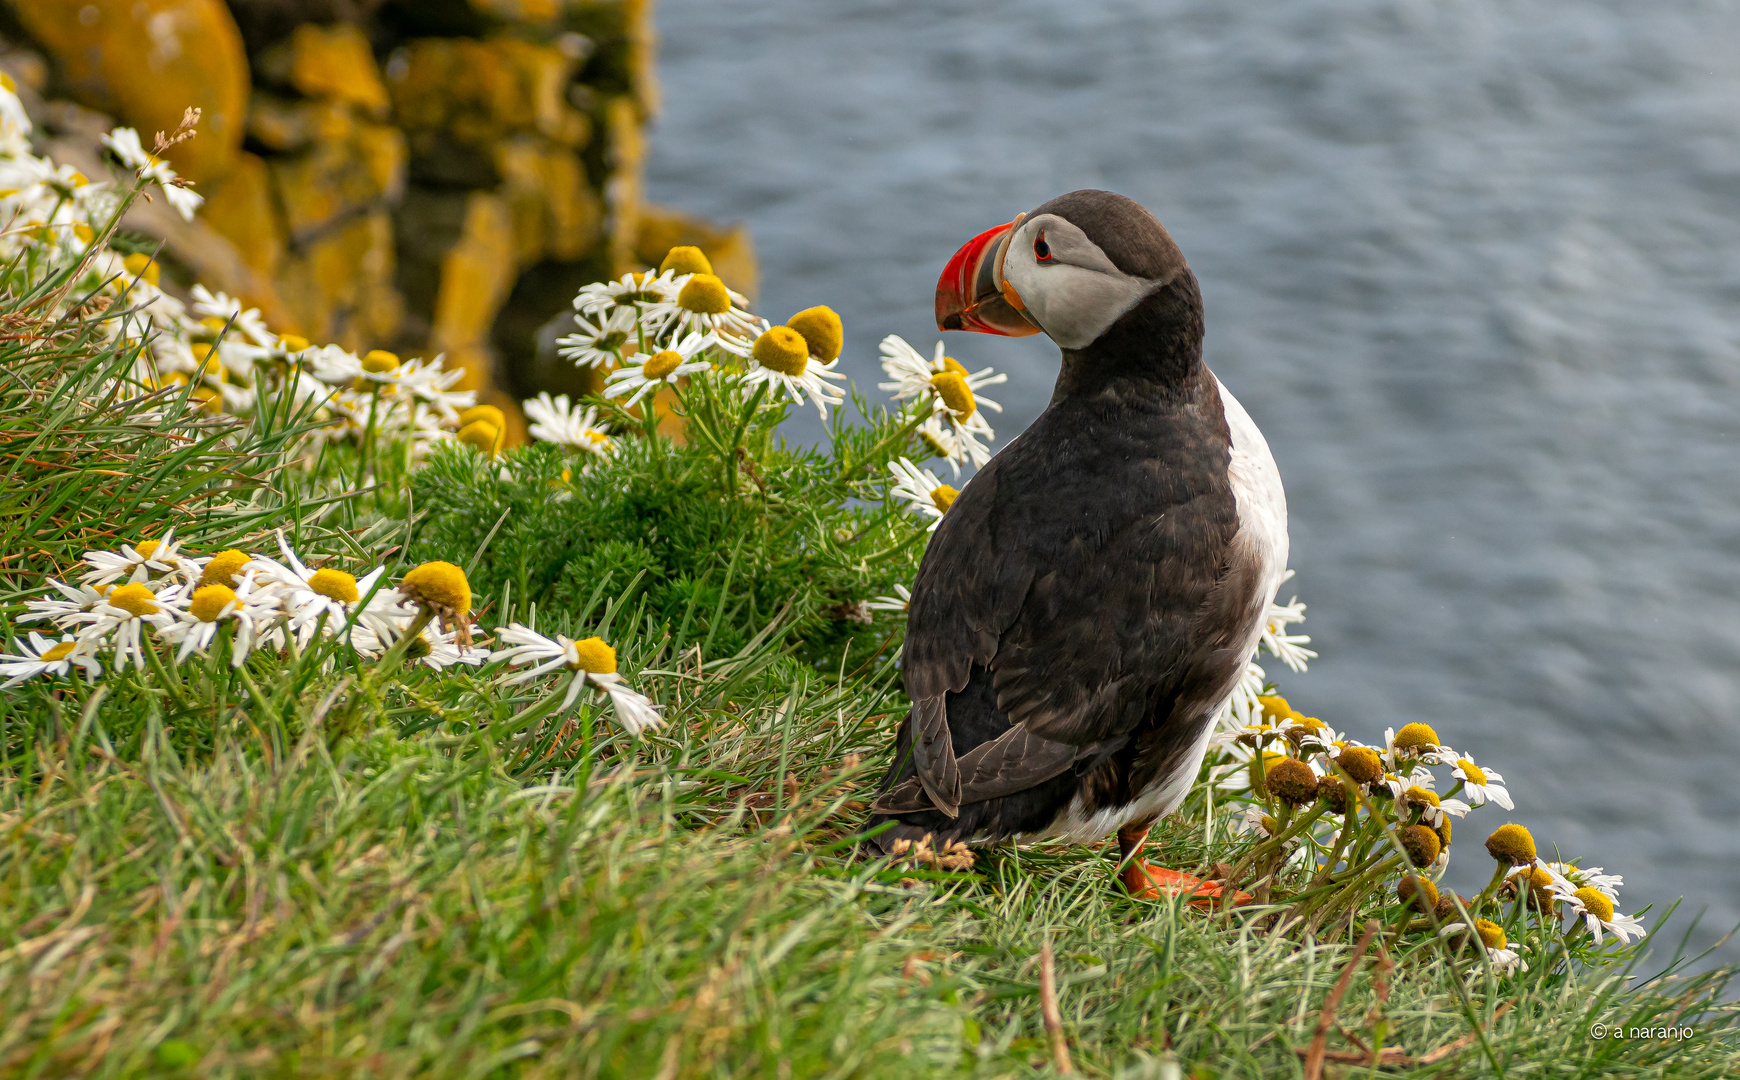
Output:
1034,234,1051,261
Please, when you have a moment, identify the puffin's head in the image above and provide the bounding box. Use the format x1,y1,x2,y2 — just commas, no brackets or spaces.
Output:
935,189,1190,350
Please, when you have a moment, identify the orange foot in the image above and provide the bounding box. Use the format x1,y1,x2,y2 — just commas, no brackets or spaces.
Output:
1121,862,1253,907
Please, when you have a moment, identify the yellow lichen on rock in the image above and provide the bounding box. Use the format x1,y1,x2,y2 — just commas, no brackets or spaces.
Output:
8,0,248,182
198,151,285,281
432,194,518,391
286,23,389,116
494,137,601,264
636,204,758,303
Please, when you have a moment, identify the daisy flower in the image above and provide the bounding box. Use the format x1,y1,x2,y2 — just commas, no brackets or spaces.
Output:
523,392,615,455
404,623,491,670
1383,723,1456,768
190,285,275,348
1224,660,1268,726
888,457,956,531
81,529,194,586
496,624,664,734
572,269,679,322
640,273,760,343
1442,920,1528,974
1450,754,1514,810
0,632,103,687
102,126,203,220
739,326,847,419
878,335,1007,413
18,578,115,632
557,306,640,370
1567,887,1646,946
1260,578,1316,673
80,581,182,671
913,412,970,476
865,583,912,614
1551,862,1623,902
157,578,277,666
1236,805,1277,837
247,535,400,650
604,331,714,407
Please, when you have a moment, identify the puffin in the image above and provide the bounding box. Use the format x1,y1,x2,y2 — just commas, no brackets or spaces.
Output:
867,189,1288,898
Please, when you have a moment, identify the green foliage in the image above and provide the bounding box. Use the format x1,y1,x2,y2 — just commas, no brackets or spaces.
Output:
407,385,928,674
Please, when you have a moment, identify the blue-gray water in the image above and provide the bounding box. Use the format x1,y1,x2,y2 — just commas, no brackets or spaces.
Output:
646,1,1740,969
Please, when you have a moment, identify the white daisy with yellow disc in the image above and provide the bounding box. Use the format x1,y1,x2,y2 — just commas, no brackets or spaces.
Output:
604,330,715,407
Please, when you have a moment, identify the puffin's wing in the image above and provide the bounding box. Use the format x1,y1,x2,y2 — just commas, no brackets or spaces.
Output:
903,403,1245,754
873,720,1084,813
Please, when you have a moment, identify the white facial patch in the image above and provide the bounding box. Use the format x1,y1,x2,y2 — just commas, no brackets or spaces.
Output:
999,214,1158,349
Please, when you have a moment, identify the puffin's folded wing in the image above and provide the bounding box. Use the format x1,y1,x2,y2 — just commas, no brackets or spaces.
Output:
908,696,960,817
870,722,1082,814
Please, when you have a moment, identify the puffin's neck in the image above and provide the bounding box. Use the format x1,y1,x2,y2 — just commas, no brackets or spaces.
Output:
1050,269,1206,404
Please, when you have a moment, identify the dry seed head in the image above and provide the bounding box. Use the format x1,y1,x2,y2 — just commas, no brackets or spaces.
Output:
659,245,713,276
308,568,359,604
1399,823,1442,867
1265,757,1319,806
1474,918,1506,950
1393,722,1441,750
1398,874,1440,913
1336,745,1382,784
929,370,976,419
1574,886,1615,923
678,274,732,315
1437,816,1453,849
1484,823,1537,866
1316,775,1349,815
190,584,238,622
107,583,159,617
199,549,252,588
1434,893,1465,923
752,326,809,376
786,306,843,363
568,636,616,674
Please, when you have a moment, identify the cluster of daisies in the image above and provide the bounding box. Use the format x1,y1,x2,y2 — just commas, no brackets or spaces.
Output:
0,532,663,735
0,83,478,465
1206,690,1644,975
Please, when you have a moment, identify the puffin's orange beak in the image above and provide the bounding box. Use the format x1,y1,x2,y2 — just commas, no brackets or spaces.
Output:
935,218,1040,336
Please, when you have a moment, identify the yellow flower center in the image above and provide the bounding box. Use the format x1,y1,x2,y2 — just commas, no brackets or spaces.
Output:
930,484,958,513
942,355,970,378
1404,785,1440,808
40,641,77,663
0,72,13,93
1574,886,1615,923
752,326,810,376
584,430,610,447
190,584,238,622
459,404,506,431
191,343,224,381
1484,823,1537,866
659,245,713,276
597,330,631,352
643,350,685,380
568,635,617,674
72,223,95,246
134,539,162,559
1257,694,1290,721
1335,745,1383,784
1474,918,1507,950
122,252,160,286
1393,722,1441,750
929,371,976,419
458,420,502,455
919,427,951,457
108,583,159,616
400,561,471,619
191,386,223,413
362,349,401,374
677,274,732,315
199,549,251,588
278,334,310,353
786,306,843,363
308,568,359,604
1457,759,1488,785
